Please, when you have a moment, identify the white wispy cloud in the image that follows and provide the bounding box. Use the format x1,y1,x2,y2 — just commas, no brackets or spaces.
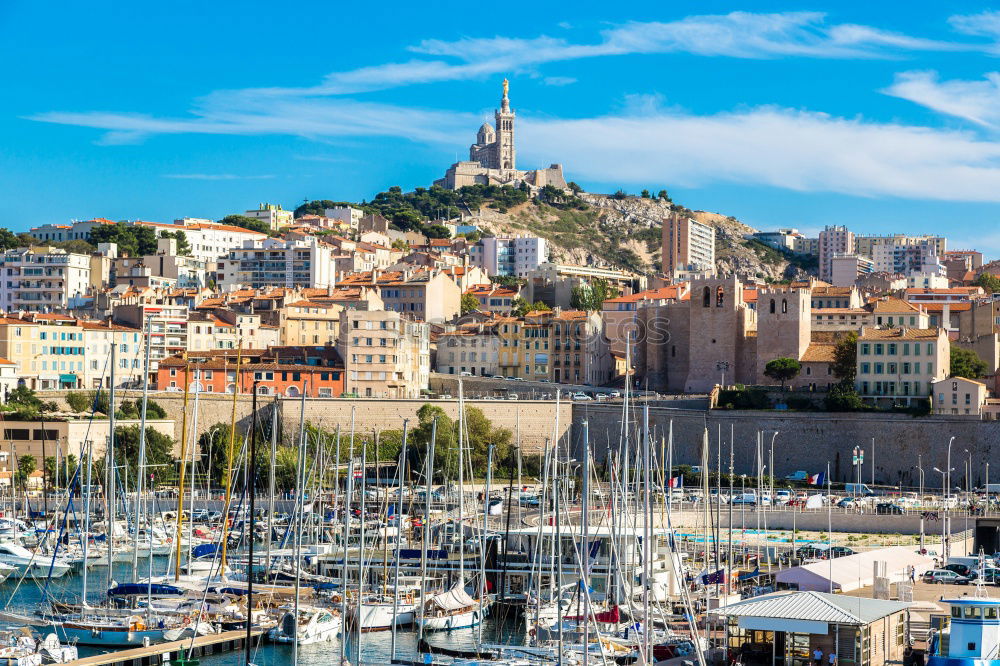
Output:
163,174,275,180
231,12,960,96
518,107,1000,203
25,11,1000,205
32,89,1000,203
31,99,475,145
883,70,1000,128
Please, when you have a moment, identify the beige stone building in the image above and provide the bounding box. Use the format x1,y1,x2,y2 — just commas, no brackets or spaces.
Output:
338,269,462,323
811,307,874,331
436,322,500,377
869,296,929,328
855,327,948,405
337,309,430,398
280,299,344,347
932,376,987,416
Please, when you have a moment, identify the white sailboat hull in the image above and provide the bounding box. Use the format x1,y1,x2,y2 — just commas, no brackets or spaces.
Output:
353,602,418,631
417,607,484,631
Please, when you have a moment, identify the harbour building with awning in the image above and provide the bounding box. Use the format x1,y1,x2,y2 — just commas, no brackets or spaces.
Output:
715,591,910,666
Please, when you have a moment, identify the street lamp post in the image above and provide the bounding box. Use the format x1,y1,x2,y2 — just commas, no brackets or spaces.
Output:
934,465,954,561
914,462,925,553
716,361,731,389
947,436,955,560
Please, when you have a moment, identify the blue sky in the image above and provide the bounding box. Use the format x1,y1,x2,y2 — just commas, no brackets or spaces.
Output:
5,1,1000,252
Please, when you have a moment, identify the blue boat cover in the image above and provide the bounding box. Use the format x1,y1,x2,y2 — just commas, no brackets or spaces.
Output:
397,548,447,560
107,583,184,597
191,543,220,559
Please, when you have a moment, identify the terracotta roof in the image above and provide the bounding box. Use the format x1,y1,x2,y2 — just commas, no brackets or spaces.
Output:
858,327,943,340
801,344,836,363
905,287,982,295
811,286,852,295
934,376,987,387
812,308,869,315
870,297,922,314
604,285,686,304
918,302,972,312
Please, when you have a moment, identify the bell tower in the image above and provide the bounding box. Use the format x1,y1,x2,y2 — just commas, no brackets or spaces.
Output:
494,78,516,171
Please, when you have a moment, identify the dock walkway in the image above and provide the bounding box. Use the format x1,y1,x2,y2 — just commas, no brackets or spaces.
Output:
61,629,265,666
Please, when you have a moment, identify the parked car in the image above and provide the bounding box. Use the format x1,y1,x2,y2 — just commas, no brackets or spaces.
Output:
571,392,593,401
922,569,970,584
944,563,973,577
875,503,905,515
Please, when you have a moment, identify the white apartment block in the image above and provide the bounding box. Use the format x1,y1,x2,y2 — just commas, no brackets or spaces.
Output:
337,309,430,398
855,233,946,259
829,254,874,287
470,235,549,277
662,215,715,279
80,321,146,389
324,206,363,228
30,218,114,243
244,203,293,231
217,237,334,290
0,247,91,313
818,225,853,282
872,238,944,276
135,221,267,265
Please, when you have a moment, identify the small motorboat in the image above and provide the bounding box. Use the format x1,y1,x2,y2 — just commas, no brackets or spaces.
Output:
268,606,341,645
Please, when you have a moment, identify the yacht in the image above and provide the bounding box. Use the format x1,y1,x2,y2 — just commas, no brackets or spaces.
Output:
416,585,488,632
0,544,71,578
269,606,341,645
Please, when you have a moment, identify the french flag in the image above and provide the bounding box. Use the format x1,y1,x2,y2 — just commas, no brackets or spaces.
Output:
667,476,683,489
808,472,826,486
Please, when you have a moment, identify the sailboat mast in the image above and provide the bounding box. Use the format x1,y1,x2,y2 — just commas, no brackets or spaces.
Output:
417,417,436,642
106,340,116,590
131,312,153,581
389,420,408,661
81,438,92,605
174,363,190,581
266,399,278,582
457,382,465,585
245,384,259,666
219,343,243,575
292,383,307,666
478,444,493,644
581,420,590,666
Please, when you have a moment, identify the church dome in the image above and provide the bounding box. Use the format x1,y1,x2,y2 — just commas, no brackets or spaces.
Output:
476,122,496,144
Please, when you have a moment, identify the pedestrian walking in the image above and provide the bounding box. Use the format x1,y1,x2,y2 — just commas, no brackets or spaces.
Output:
813,648,824,666
828,652,837,666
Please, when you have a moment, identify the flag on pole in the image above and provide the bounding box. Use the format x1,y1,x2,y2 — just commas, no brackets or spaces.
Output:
808,472,826,486
668,475,683,488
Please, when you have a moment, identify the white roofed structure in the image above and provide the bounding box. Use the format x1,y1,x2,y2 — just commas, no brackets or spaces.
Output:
774,546,934,592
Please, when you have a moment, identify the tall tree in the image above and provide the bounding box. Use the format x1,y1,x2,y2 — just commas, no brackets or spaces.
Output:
831,331,858,382
763,357,801,389
951,345,988,379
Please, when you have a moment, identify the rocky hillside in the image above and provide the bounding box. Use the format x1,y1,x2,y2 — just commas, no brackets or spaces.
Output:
467,192,815,282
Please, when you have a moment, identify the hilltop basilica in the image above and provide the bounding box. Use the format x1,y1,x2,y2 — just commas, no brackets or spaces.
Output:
435,79,567,191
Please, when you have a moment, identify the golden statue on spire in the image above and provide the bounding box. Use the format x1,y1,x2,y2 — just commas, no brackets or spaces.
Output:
502,78,509,97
